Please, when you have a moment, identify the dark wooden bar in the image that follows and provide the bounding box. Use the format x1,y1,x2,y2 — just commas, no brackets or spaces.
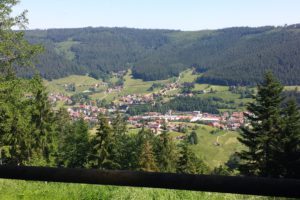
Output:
0,165,299,198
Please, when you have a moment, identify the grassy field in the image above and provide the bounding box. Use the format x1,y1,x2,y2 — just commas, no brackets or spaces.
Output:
284,86,300,91
55,39,79,61
191,125,244,167
91,70,172,102
0,179,287,200
166,124,244,168
44,75,103,95
178,69,198,83
120,70,171,95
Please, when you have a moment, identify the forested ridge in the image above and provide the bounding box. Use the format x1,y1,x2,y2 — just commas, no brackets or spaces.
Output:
24,24,300,85
23,24,300,85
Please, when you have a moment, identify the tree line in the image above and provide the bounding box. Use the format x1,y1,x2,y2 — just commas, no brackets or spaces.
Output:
127,96,237,115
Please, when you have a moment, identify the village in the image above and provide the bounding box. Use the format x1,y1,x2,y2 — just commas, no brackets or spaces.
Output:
127,110,246,133
48,92,246,134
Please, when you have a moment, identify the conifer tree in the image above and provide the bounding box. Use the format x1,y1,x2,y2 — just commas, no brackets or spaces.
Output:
111,111,129,169
29,75,54,163
276,98,300,178
138,140,159,172
62,118,90,168
238,71,284,177
90,114,120,169
155,122,177,172
176,142,209,174
53,108,73,166
111,111,127,137
0,79,33,165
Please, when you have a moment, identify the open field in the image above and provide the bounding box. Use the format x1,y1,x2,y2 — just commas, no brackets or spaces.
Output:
284,86,300,91
55,40,79,61
178,69,198,83
191,125,244,168
166,124,244,168
0,179,285,200
90,70,173,102
44,75,103,95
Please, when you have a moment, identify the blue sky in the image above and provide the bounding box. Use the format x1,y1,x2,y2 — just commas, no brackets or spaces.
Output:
14,0,300,30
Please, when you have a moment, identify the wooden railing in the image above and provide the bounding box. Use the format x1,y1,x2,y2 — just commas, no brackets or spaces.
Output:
0,165,299,198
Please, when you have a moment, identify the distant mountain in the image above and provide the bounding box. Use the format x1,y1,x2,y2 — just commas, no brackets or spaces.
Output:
25,24,300,85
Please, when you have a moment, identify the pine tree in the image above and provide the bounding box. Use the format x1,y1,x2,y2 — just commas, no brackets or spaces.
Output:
238,71,284,177
138,140,159,172
111,111,127,137
53,108,73,167
176,142,209,174
0,80,33,165
29,75,54,163
155,123,177,172
62,118,90,168
90,114,120,169
111,112,129,169
276,98,300,178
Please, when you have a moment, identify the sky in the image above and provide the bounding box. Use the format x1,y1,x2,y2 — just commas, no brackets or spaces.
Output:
13,0,300,31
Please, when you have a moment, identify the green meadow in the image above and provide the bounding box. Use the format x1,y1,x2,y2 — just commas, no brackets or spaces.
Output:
0,179,287,200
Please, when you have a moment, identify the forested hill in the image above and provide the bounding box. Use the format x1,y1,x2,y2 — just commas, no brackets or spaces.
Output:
25,24,300,85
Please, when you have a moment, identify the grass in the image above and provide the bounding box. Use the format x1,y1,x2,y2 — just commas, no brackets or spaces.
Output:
44,75,103,95
189,125,244,168
55,39,79,61
0,179,287,200
97,70,172,102
284,86,300,91
193,83,229,92
121,70,170,95
178,69,198,83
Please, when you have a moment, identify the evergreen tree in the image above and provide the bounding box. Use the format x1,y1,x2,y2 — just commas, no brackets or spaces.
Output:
29,75,54,164
90,114,119,169
138,140,159,172
52,108,73,167
176,142,209,174
0,79,33,165
111,111,127,137
276,98,300,178
111,112,129,169
62,118,90,168
155,123,177,172
238,71,284,177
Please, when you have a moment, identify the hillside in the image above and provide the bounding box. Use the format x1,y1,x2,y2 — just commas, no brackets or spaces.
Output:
24,24,300,85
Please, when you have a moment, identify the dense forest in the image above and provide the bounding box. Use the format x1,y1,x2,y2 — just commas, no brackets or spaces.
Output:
23,24,300,85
